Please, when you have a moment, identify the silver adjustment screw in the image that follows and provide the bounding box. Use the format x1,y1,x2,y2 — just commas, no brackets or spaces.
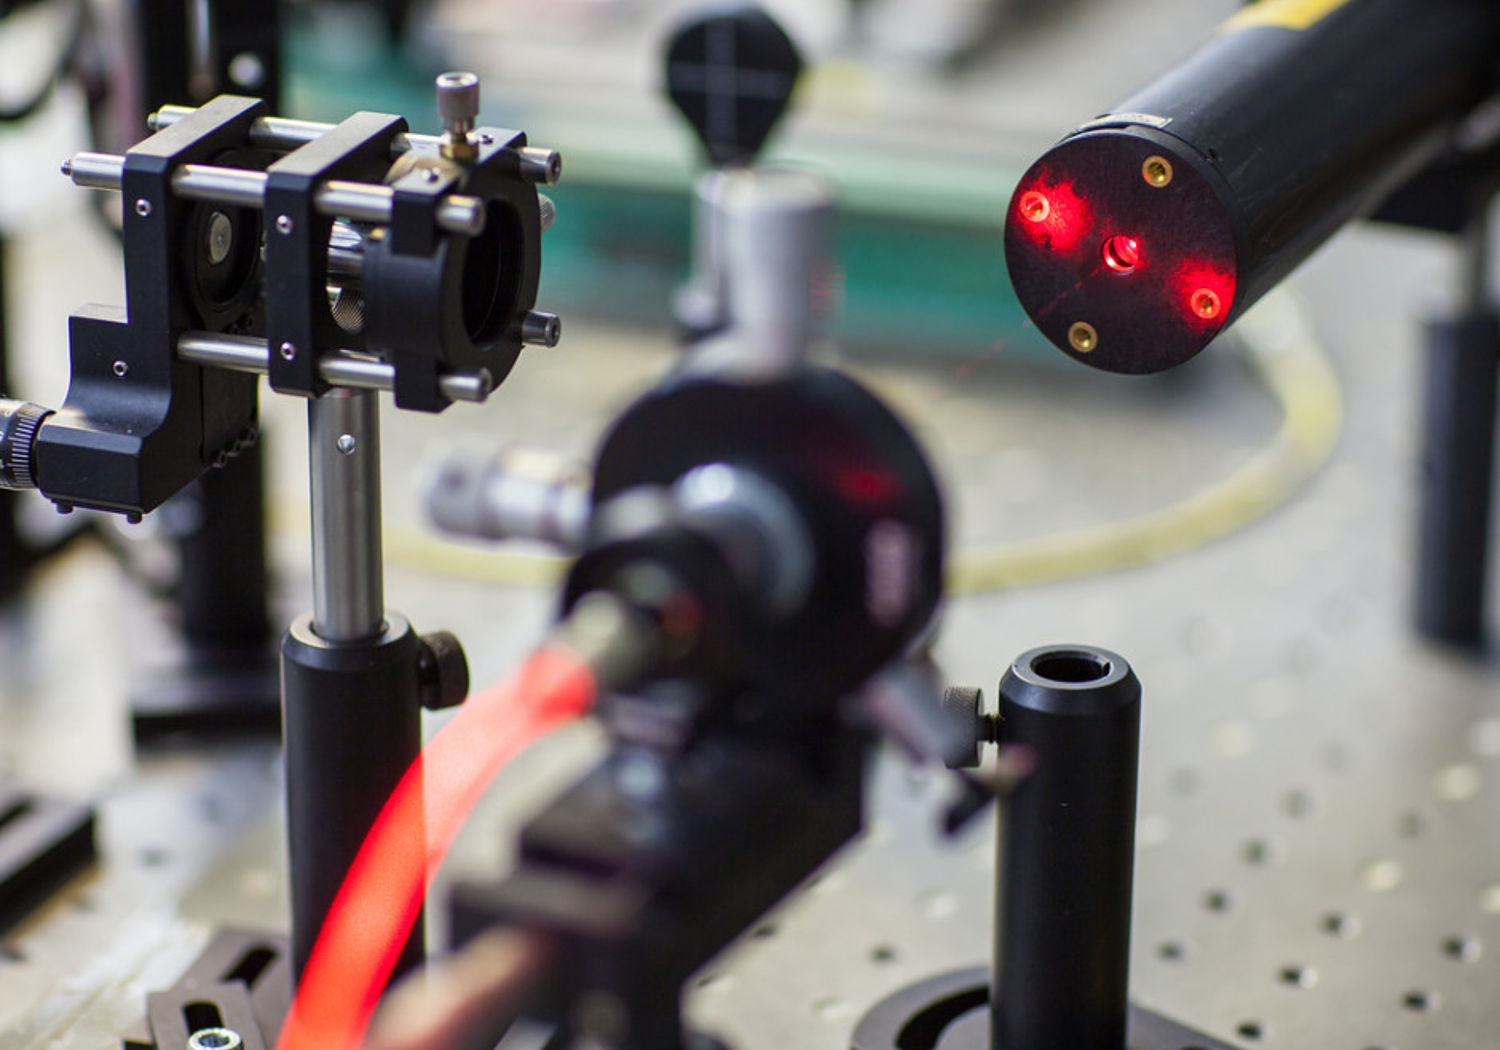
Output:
436,71,480,161
336,434,356,455
276,214,294,235
187,1029,242,1050
519,146,562,185
522,311,561,348
228,51,265,89
112,360,129,378
134,199,152,217
280,341,297,361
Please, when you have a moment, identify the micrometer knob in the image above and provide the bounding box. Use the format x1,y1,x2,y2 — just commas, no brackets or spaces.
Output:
0,399,51,490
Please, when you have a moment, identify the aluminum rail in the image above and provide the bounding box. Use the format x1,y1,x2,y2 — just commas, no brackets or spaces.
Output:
146,105,562,184
62,152,487,236
308,388,384,642
176,332,493,403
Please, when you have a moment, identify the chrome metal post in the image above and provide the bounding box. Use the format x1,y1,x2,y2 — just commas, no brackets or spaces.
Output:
286,385,426,979
308,388,384,642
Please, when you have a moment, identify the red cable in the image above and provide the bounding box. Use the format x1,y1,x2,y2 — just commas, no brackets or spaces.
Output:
273,645,598,1050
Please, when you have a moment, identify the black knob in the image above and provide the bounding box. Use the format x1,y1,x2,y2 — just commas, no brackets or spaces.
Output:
664,6,804,168
418,630,470,710
0,400,51,491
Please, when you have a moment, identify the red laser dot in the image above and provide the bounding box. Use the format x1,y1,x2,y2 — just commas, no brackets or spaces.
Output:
1102,235,1141,274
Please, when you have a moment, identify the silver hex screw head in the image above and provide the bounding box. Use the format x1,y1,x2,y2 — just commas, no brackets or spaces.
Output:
436,71,481,161
187,1029,242,1050
436,71,480,132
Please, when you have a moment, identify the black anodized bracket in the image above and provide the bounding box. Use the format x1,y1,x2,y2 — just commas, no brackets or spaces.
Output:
36,96,267,515
264,112,406,397
364,128,539,413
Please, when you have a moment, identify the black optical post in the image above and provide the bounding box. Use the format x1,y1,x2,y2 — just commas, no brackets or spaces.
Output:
1414,210,1500,648
280,385,428,977
991,647,1139,1050
130,0,284,737
854,645,1238,1050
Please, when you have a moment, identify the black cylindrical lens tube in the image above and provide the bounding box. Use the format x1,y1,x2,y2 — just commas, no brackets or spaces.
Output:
177,441,272,652
992,644,1140,1050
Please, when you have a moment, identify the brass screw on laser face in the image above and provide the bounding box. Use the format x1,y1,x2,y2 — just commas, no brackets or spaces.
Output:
1019,189,1050,222
1142,155,1174,188
1191,288,1222,319
1068,321,1098,352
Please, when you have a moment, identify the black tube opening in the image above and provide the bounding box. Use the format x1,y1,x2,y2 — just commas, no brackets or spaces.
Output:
1029,650,1111,683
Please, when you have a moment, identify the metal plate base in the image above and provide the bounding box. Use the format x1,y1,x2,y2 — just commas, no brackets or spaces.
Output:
121,928,291,1050
851,967,1239,1050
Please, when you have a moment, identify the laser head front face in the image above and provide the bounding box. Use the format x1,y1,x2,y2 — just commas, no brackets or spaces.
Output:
1005,129,1238,375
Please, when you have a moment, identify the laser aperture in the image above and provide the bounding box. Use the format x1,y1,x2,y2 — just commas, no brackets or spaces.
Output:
1102,235,1141,274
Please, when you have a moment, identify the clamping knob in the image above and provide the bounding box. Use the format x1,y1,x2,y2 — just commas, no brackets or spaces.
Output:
940,685,986,769
418,630,470,710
